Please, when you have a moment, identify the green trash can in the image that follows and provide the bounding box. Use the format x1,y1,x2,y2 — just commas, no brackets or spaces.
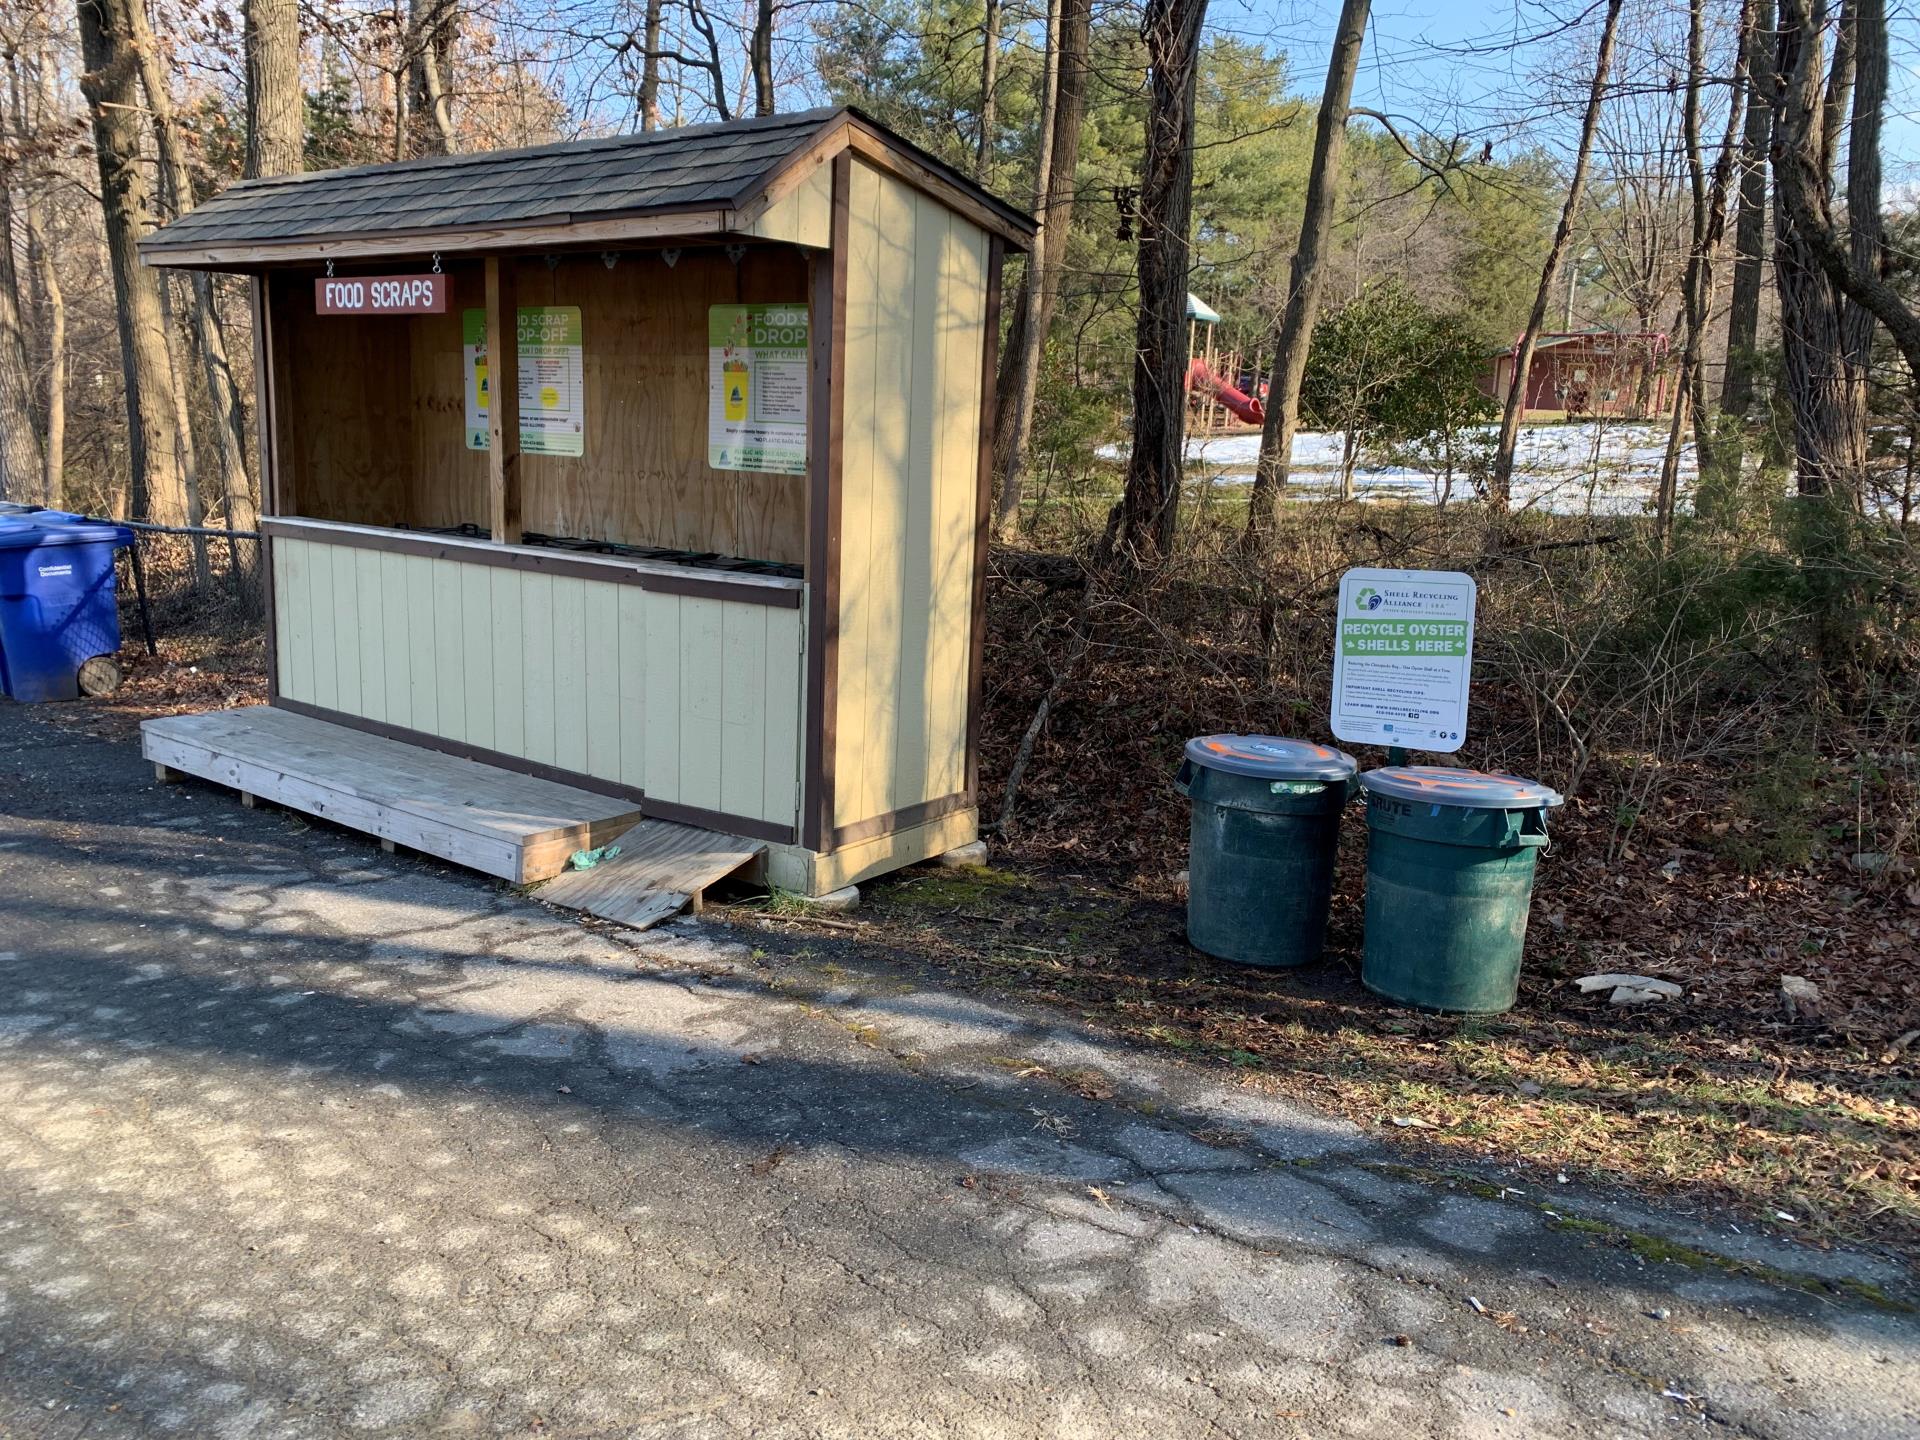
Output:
1176,735,1358,967
1357,766,1564,1013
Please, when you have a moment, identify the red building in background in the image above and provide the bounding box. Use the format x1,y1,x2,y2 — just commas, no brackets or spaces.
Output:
1481,330,1674,420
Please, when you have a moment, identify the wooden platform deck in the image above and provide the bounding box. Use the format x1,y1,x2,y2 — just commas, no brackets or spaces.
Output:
140,706,642,885
533,819,767,930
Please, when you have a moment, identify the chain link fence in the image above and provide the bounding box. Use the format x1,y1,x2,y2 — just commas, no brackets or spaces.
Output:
111,521,265,657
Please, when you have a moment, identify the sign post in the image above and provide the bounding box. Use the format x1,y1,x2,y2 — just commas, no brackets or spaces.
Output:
1329,567,1477,754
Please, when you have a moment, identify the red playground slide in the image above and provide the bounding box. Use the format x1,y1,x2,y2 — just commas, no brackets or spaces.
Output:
1187,358,1265,424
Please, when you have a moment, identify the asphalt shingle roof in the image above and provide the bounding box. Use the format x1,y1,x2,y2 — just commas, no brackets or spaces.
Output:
145,109,845,254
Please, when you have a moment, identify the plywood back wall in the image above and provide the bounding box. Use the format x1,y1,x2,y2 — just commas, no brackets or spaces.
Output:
272,246,812,563
401,248,812,563
409,261,489,530
271,270,419,527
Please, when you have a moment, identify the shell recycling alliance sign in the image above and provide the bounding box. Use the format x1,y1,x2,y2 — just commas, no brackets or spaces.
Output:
1330,567,1477,753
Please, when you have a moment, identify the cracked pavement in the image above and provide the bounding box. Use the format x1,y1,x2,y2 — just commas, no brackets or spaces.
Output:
1,701,1915,1438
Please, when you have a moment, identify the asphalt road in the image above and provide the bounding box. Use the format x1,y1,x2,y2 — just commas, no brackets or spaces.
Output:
0,700,1914,1438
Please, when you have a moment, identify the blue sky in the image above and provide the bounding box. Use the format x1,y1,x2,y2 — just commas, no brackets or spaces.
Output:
1206,0,1920,189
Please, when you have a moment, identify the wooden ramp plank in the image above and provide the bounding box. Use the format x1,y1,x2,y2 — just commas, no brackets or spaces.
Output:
534,817,766,929
140,705,642,884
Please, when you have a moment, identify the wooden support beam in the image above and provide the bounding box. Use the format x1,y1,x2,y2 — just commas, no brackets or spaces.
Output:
485,256,522,544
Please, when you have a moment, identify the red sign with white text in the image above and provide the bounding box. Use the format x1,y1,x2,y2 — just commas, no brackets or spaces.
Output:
314,274,447,315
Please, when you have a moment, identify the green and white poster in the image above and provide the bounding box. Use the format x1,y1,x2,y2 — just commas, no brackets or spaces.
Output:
1330,567,1476,752
463,306,585,456
708,303,809,474
462,310,490,450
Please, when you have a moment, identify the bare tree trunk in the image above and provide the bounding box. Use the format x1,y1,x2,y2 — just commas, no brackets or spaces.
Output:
244,0,303,178
1244,0,1370,549
1838,0,1887,387
976,0,1002,182
989,0,1089,489
131,0,255,568
20,51,63,506
1656,0,1720,542
0,187,44,502
79,0,187,526
155,258,211,584
1776,0,1920,379
1773,0,1864,498
751,0,775,115
407,0,457,154
1721,0,1773,417
391,0,408,160
638,0,663,130
1489,0,1623,513
990,0,1060,539
25,204,62,507
1109,0,1208,564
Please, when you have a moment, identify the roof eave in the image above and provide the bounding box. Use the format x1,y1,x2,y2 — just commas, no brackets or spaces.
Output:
138,205,733,271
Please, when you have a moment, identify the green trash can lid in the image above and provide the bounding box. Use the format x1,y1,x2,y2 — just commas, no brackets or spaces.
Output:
1184,735,1358,782
1359,766,1564,810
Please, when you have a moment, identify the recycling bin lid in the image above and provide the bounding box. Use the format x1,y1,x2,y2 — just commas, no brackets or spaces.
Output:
1358,765,1564,810
0,515,134,549
1184,734,1358,782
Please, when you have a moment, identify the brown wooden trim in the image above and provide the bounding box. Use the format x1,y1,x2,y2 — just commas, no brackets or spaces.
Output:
259,517,803,608
829,791,975,850
261,271,298,516
641,797,794,846
141,207,731,271
251,277,282,704
484,256,523,543
802,152,852,854
274,696,798,845
965,237,1004,805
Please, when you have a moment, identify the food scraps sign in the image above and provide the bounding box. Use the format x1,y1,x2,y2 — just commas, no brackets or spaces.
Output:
314,274,447,315
1329,567,1477,753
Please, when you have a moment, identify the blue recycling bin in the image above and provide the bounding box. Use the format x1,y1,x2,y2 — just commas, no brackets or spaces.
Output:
0,513,135,701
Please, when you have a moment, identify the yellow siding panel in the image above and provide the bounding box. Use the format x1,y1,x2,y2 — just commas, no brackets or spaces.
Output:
893,193,944,812
643,592,682,799
551,577,588,771
520,571,556,765
489,568,525,756
273,537,802,828
353,547,387,723
762,606,803,827
306,537,338,710
719,604,768,820
461,564,496,752
678,597,725,811
380,550,412,731
584,580,622,781
406,555,439,734
833,161,989,830
930,221,988,797
847,165,916,825
271,540,294,697
330,543,361,717
275,539,311,704
615,588,649,790
835,161,882,828
744,160,833,248
431,558,465,743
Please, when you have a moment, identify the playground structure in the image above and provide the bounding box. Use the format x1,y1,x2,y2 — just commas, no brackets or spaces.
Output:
1185,293,1265,430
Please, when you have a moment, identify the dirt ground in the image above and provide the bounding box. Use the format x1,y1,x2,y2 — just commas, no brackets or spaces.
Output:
59,577,1920,1270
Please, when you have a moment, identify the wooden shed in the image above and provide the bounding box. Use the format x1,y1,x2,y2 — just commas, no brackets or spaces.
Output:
136,108,1033,909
